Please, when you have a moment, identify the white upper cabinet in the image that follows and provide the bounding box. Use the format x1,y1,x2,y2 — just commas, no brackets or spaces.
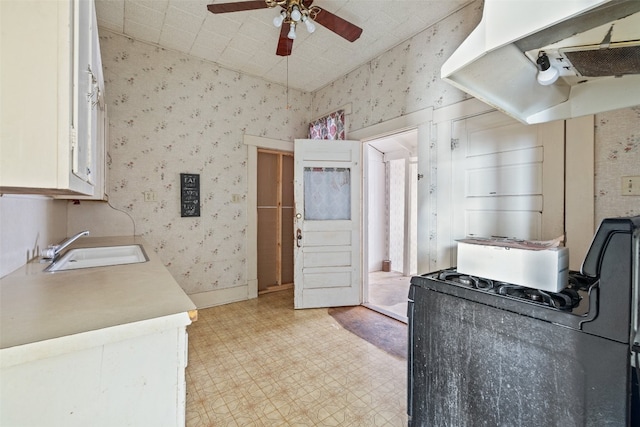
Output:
0,0,106,198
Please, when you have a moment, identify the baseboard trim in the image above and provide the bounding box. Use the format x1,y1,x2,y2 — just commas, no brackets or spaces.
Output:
188,285,252,309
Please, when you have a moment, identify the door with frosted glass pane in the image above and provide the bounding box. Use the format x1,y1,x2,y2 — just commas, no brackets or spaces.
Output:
293,139,361,309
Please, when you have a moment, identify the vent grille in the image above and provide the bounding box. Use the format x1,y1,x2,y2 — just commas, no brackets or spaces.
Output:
563,45,640,77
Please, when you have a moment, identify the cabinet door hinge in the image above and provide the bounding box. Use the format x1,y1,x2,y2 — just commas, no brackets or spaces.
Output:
70,127,77,150
451,138,459,151
70,127,78,173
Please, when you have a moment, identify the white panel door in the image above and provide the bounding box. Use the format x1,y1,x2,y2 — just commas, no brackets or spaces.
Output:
294,139,361,309
452,111,564,243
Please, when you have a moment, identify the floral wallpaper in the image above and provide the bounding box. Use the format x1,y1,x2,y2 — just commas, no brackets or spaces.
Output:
312,1,483,132
388,159,405,272
313,1,484,270
2,0,637,302
310,0,640,270
84,1,637,303
594,106,640,223
95,2,485,299
100,31,310,296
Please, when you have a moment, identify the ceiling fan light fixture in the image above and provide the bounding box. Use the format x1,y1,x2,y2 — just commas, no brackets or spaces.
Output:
290,5,302,22
273,10,286,28
288,22,297,39
302,15,316,33
206,0,364,57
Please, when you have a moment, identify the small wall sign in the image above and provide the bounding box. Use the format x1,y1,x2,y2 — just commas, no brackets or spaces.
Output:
180,173,200,217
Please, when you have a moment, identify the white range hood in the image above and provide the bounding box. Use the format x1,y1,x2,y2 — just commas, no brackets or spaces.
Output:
442,0,640,124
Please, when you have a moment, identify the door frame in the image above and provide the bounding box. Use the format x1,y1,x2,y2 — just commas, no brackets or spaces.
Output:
257,148,295,294
245,135,294,300
350,107,434,302
244,109,434,303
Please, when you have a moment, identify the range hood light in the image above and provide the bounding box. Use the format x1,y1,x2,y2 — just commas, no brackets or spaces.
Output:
536,52,560,85
440,0,640,124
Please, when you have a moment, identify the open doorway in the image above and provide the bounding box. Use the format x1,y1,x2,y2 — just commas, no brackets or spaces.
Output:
257,149,294,295
364,130,418,322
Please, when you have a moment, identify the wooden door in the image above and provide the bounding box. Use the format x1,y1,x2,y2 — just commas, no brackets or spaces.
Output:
293,139,362,309
452,110,564,242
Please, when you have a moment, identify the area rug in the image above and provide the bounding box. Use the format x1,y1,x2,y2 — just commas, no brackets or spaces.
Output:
328,306,407,360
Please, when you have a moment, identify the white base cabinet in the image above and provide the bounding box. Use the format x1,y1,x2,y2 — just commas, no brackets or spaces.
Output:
0,314,190,427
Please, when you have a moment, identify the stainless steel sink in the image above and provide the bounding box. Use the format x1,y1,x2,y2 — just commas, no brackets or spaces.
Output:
45,245,148,272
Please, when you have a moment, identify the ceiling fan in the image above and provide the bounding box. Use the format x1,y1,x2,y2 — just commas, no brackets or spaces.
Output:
206,0,363,56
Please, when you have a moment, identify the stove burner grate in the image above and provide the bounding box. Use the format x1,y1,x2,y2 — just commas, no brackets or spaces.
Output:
496,284,580,310
437,270,582,311
439,271,495,290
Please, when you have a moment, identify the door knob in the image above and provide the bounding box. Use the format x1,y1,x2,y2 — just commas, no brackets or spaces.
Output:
296,213,302,219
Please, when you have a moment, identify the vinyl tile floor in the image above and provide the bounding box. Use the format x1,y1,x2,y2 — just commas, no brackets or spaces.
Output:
185,289,407,426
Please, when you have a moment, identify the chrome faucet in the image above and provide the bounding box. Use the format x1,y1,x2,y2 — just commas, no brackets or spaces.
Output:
41,230,90,261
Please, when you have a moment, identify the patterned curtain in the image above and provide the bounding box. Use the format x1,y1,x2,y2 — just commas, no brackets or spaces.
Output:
308,109,345,140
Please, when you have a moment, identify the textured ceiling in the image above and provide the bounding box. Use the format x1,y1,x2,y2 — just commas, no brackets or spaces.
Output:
95,0,474,92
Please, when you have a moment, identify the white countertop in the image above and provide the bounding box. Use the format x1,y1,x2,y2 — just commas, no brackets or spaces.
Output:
0,236,197,350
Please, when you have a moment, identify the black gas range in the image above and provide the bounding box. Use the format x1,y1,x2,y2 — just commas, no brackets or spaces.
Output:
424,267,595,329
408,216,640,427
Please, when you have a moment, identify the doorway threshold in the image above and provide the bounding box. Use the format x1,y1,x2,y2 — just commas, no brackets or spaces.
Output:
363,303,408,324
258,283,293,295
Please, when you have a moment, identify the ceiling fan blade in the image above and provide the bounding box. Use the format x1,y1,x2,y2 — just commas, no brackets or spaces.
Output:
207,1,268,14
276,22,293,56
312,7,362,42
